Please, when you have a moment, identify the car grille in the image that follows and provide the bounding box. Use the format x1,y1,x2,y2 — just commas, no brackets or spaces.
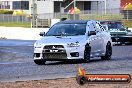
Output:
44,45,64,49
43,53,67,59
43,45,67,59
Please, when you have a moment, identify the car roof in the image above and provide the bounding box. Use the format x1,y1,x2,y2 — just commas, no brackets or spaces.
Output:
57,20,90,24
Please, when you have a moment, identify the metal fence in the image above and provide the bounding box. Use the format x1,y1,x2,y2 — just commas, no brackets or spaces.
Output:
36,8,122,19
0,8,131,28
34,8,132,27
0,14,31,22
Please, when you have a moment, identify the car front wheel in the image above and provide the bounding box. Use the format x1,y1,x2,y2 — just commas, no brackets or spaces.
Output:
34,60,46,65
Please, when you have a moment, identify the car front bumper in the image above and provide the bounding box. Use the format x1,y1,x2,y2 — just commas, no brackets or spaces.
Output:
111,36,132,43
34,45,85,61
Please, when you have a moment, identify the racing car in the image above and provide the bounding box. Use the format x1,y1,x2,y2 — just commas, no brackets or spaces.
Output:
100,21,132,44
33,20,112,65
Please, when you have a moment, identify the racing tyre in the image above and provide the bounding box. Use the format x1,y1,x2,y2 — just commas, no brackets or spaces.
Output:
84,43,91,63
76,75,87,85
34,60,46,65
101,42,112,60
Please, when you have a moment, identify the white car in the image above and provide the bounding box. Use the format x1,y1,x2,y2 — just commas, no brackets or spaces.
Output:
34,20,112,65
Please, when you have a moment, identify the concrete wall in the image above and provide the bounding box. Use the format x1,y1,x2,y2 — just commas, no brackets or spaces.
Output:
91,1,98,10
0,0,121,14
91,0,120,10
0,27,49,40
129,28,132,31
107,0,120,9
36,1,54,14
0,27,132,40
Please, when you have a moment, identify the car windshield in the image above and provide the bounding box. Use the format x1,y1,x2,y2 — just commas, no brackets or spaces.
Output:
45,23,86,36
100,22,123,30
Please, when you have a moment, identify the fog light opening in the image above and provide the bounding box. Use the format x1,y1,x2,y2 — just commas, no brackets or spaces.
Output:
70,52,79,57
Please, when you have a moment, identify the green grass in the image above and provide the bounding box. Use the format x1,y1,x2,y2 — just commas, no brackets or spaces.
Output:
0,22,31,28
55,14,124,21
80,14,123,21
0,14,132,28
122,20,132,28
80,14,132,28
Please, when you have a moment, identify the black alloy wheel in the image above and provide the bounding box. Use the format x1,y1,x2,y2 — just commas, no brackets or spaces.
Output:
34,60,46,65
84,43,91,63
101,42,112,60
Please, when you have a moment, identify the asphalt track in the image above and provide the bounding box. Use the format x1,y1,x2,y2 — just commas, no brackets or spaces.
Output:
0,39,132,82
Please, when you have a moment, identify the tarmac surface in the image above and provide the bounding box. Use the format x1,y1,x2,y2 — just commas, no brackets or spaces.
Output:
0,39,132,82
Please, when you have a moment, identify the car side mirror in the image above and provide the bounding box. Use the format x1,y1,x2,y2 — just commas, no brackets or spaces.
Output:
88,31,96,36
39,32,45,36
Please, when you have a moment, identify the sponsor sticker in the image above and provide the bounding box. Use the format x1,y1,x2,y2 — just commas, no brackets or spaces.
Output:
76,67,131,85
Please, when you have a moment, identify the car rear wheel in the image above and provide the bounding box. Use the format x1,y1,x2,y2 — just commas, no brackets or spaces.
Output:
84,43,91,63
101,42,112,60
34,60,46,65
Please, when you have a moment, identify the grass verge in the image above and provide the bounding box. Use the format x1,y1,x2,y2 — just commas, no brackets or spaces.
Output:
0,14,132,28
80,14,123,21
80,14,132,28
0,22,31,28
122,20,132,28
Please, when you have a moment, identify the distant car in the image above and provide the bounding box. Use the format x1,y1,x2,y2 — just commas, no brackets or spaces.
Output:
34,20,112,65
100,21,132,44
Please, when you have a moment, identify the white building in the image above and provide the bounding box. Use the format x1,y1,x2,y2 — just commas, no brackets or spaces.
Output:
0,0,30,14
0,0,121,14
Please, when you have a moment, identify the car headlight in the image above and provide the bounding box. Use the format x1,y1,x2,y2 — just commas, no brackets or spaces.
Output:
34,46,42,48
67,43,80,47
34,43,42,48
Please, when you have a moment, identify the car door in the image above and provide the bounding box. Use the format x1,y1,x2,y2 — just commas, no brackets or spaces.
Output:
97,23,106,52
94,22,104,54
87,21,101,56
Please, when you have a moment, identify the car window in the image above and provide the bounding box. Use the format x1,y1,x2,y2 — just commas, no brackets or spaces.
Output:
100,21,123,30
117,23,124,29
98,23,105,31
88,23,96,31
95,23,101,32
102,25,108,31
46,23,86,36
